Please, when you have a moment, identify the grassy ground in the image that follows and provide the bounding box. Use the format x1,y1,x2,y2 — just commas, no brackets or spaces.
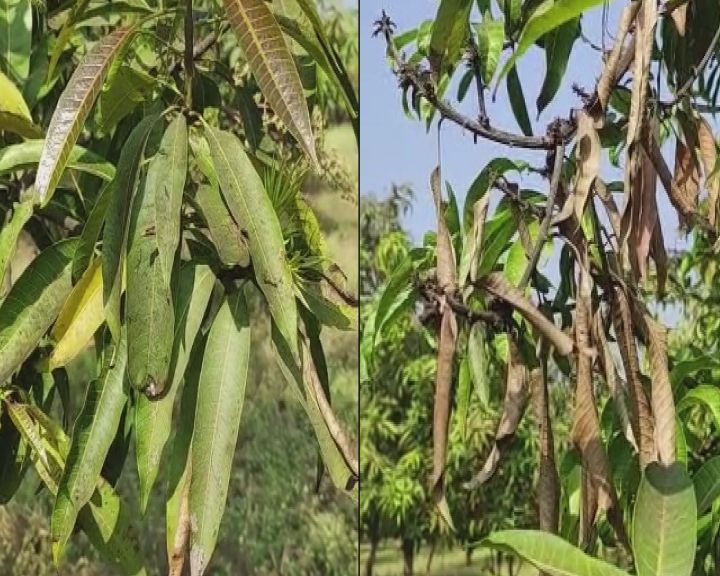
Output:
359,542,536,576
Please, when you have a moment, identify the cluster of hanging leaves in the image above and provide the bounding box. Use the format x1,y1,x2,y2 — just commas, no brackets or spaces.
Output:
366,0,720,574
0,0,358,573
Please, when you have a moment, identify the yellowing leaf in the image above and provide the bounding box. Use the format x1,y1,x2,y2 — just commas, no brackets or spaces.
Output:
49,258,103,370
222,0,317,167
0,70,41,138
35,26,136,205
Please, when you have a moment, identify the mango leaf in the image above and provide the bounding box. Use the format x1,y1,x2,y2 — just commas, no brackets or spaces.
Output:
222,0,317,166
47,0,91,82
49,257,103,369
497,0,612,84
298,282,356,330
536,18,578,116
8,401,146,575
0,0,31,82
189,288,251,576
0,238,77,385
165,333,205,574
153,115,187,285
195,182,250,267
694,456,720,515
205,126,299,358
482,529,629,575
35,26,136,205
0,70,41,137
677,385,720,432
507,65,533,136
126,128,176,396
0,196,33,290
632,462,696,576
475,15,504,84
102,114,158,342
0,139,115,181
135,264,214,514
98,65,156,132
428,0,473,75
272,324,358,500
51,331,129,562
72,180,113,281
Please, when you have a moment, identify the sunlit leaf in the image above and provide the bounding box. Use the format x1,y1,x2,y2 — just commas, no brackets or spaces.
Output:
223,0,318,166
428,0,473,75
0,69,41,137
35,26,136,205
0,196,33,291
475,15,504,84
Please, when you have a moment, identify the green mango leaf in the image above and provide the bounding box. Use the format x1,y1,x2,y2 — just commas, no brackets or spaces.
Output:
35,26,136,205
0,0,31,81
475,15,504,84
135,264,214,514
189,288,251,575
677,385,720,432
126,124,178,396
153,114,187,285
98,65,156,132
102,114,158,342
499,0,522,35
72,180,113,281
468,323,490,407
0,196,33,290
0,70,41,137
497,0,612,84
694,456,720,515
536,18,578,116
51,331,129,562
0,238,77,385
205,126,299,358
0,139,115,181
482,529,629,575
8,401,146,575
195,182,250,267
507,65,533,136
428,0,473,75
504,237,528,286
299,282,356,330
165,332,204,570
223,0,318,166
632,462,696,576
272,324,358,500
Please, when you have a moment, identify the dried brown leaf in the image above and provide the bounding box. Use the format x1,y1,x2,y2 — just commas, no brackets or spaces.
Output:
431,166,456,291
611,285,655,468
464,335,528,489
670,2,687,36
573,109,601,222
645,315,675,465
629,146,658,282
673,137,701,227
697,117,719,227
469,196,489,283
531,367,559,533
478,273,574,356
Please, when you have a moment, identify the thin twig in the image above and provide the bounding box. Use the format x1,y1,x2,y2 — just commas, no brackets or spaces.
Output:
518,143,565,289
466,36,488,122
169,23,229,76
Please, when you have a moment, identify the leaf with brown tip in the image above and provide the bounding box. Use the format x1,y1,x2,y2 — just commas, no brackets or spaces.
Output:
222,0,317,167
35,26,136,206
645,314,675,465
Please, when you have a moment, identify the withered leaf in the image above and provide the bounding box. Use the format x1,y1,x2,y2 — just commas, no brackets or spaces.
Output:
573,109,601,222
645,315,675,465
464,335,528,489
669,2,687,36
673,137,701,227
697,117,719,227
430,166,456,292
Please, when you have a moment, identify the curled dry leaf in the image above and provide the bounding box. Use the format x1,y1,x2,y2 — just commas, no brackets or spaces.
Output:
430,166,456,292
669,2,687,36
593,311,638,451
464,335,528,490
468,195,489,284
611,285,656,469
628,145,658,283
530,366,559,533
645,315,675,465
595,1,640,111
594,179,622,240
573,109,601,222
697,117,720,227
673,137,701,228
477,273,574,356
571,259,615,541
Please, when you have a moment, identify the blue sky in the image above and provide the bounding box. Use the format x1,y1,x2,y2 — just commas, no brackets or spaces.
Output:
358,0,690,261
